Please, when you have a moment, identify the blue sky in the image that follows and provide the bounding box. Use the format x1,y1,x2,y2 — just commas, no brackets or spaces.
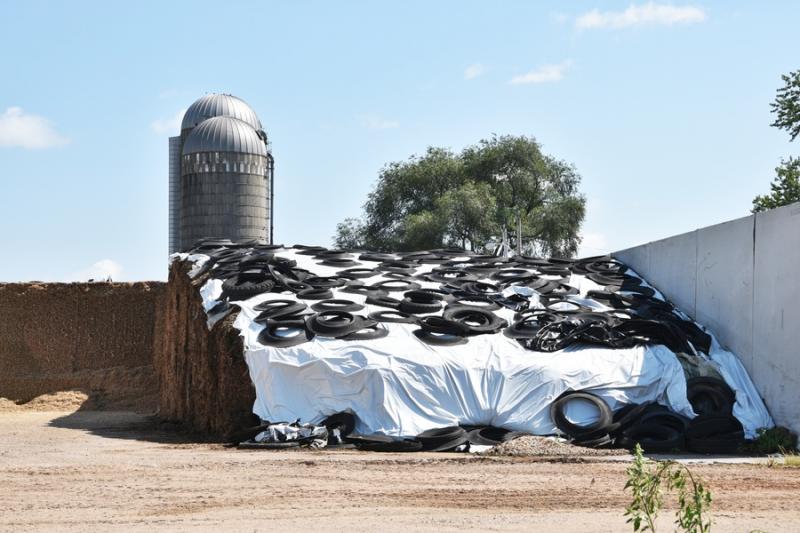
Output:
0,0,797,281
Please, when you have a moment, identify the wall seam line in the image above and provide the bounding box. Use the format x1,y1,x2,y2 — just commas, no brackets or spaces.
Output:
751,214,757,366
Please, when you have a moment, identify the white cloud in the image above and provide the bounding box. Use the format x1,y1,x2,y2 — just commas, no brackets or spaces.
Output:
0,107,69,149
67,259,124,282
464,63,486,80
360,114,399,130
578,232,610,258
151,109,185,134
510,61,571,85
576,2,706,30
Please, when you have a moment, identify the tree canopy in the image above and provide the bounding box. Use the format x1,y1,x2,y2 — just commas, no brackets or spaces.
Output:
334,135,586,257
771,70,800,142
752,69,800,213
752,157,800,213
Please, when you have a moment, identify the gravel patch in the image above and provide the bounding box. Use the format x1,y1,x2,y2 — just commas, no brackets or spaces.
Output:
483,436,629,457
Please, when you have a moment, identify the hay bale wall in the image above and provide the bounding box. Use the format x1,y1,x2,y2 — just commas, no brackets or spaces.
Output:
153,261,256,438
0,281,165,409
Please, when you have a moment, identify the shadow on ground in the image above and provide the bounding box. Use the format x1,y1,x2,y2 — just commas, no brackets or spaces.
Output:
45,395,218,445
49,410,219,444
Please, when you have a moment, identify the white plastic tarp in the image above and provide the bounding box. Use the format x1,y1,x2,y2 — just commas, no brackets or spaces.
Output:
179,249,773,439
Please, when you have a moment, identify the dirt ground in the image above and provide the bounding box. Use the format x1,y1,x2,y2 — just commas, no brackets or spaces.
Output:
1,402,799,532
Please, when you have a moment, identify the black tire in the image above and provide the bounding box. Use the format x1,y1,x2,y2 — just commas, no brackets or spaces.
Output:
427,269,478,284
417,316,471,336
305,311,373,337
491,268,534,282
370,279,422,292
637,410,691,433
257,319,314,347
368,310,417,323
448,294,502,311
350,435,423,452
442,305,508,335
253,299,308,321
304,276,348,289
314,249,351,259
222,276,275,300
399,299,442,315
417,426,469,451
686,414,743,440
338,268,380,279
358,253,398,262
686,377,735,416
550,391,613,439
319,258,360,268
294,245,328,255
404,289,446,302
342,322,389,340
466,426,511,446
321,412,356,437
297,287,334,300
311,299,365,313
366,294,402,309
574,433,614,449
457,281,501,296
413,329,468,346
621,422,685,453
611,402,652,435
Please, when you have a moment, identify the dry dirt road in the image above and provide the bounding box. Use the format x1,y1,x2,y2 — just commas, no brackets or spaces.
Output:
1,410,798,532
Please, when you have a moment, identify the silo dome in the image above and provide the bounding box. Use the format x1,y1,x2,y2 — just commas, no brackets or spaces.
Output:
180,93,262,133
182,116,267,157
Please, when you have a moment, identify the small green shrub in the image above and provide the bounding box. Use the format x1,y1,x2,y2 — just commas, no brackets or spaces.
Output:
624,444,712,532
749,426,798,454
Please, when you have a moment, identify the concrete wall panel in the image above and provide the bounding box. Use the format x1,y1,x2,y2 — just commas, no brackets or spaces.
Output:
614,243,651,280
752,203,800,432
613,202,800,436
694,216,754,361
647,231,698,318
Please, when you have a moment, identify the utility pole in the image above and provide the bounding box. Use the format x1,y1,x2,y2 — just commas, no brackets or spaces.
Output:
494,172,511,257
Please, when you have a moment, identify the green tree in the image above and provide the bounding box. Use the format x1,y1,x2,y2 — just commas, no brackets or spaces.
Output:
771,70,800,142
334,218,367,249
752,157,800,213
334,135,586,256
752,70,800,212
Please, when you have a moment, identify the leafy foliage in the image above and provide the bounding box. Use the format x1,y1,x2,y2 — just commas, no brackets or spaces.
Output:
751,157,800,213
752,70,800,212
334,218,367,249
747,426,799,454
771,70,800,142
624,444,713,533
334,135,586,256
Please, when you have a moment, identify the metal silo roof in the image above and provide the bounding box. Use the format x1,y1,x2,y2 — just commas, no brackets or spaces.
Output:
181,93,262,132
181,116,268,156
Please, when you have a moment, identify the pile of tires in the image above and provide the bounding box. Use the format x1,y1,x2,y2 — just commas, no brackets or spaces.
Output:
549,387,744,455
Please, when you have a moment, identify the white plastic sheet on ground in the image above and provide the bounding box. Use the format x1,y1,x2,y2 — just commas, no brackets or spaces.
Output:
183,249,773,439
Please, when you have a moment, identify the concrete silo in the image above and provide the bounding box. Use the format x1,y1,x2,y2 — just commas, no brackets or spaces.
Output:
168,93,274,253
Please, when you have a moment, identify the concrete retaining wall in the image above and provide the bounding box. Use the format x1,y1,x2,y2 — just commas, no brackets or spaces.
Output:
615,201,800,435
